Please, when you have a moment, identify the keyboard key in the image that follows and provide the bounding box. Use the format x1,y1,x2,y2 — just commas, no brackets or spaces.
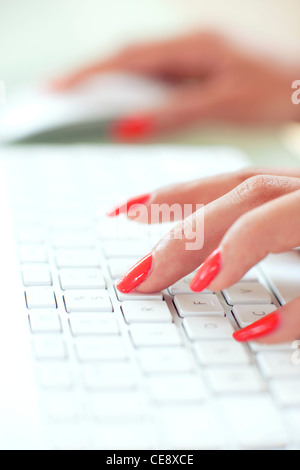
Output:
260,252,300,304
174,294,224,317
37,363,73,389
270,378,300,406
115,285,163,301
55,249,100,268
149,374,206,403
161,405,224,449
121,300,172,323
88,391,145,419
232,304,277,328
75,336,127,361
20,246,48,263
60,268,106,290
22,265,52,286
222,282,272,305
81,362,135,390
33,335,67,360
138,347,194,373
108,257,140,279
129,323,182,347
183,316,235,341
64,290,112,312
52,231,94,248
169,274,213,295
69,314,119,336
221,396,289,449
256,351,300,378
102,240,150,258
194,340,250,366
26,287,57,309
29,310,61,333
207,366,265,394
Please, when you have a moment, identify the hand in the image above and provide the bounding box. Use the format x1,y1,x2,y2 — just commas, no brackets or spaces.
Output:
50,32,300,140
107,166,300,344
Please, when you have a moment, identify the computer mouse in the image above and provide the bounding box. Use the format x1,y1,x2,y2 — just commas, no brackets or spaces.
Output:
0,73,168,143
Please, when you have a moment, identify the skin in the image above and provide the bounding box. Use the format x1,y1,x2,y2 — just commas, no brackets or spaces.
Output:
51,32,300,343
50,31,300,134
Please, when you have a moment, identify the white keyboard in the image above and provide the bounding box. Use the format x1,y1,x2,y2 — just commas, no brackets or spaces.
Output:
1,145,300,450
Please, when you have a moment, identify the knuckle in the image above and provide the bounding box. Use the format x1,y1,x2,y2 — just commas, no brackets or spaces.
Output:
232,174,284,207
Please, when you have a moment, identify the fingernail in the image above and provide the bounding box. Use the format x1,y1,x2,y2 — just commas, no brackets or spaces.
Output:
116,253,153,293
110,115,154,142
233,312,282,342
190,249,222,292
106,193,151,217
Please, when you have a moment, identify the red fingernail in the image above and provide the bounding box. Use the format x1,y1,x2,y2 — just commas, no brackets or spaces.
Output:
106,193,151,217
110,115,154,142
190,249,222,292
116,253,153,293
233,312,282,342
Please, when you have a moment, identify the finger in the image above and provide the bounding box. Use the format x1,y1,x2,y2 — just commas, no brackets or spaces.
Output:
233,296,300,344
106,167,300,222
116,175,300,293
191,188,300,292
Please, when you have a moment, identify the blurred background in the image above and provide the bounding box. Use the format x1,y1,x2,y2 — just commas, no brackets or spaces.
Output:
0,0,300,162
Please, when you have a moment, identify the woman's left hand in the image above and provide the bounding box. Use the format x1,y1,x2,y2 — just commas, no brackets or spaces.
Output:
107,166,300,344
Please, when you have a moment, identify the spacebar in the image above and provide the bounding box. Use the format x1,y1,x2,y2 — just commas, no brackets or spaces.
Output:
260,251,300,305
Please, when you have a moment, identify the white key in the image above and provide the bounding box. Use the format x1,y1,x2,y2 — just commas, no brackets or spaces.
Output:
18,227,44,244
108,257,140,279
29,310,61,333
194,340,250,366
129,323,182,347
75,336,127,361
161,405,223,449
60,268,106,290
38,363,73,389
33,335,67,360
20,246,48,263
26,287,57,309
115,285,163,302
260,251,300,304
257,351,300,378
102,240,150,258
149,375,206,403
240,267,259,282
64,290,112,312
43,392,82,420
88,391,145,419
232,304,277,328
121,300,172,323
183,316,235,341
52,231,94,248
81,362,135,390
221,396,289,449
22,265,52,286
174,294,224,317
55,248,100,268
270,378,300,406
69,314,119,336
222,282,272,305
207,366,265,394
138,347,194,373
169,274,213,295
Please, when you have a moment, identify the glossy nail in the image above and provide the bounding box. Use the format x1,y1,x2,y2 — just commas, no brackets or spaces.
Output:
106,193,151,217
116,253,153,293
190,249,222,292
233,312,282,342
110,115,154,142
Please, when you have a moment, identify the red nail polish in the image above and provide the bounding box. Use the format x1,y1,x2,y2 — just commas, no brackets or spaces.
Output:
233,312,281,342
110,115,154,142
116,253,153,293
106,193,151,217
190,249,222,292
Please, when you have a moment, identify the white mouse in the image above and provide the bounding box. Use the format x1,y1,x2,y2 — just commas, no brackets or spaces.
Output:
0,73,168,143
